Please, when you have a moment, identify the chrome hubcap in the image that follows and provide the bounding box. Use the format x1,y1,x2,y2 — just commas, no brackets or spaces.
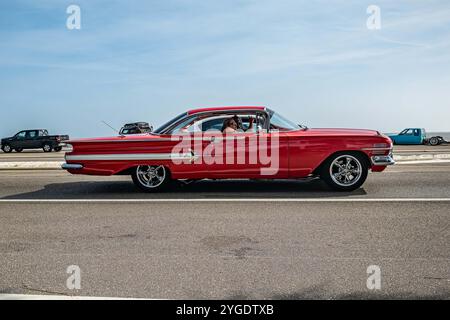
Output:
330,155,362,187
136,165,166,188
4,146,11,152
44,145,51,151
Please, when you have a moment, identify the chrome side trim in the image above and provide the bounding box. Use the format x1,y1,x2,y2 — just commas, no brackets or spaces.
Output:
68,136,247,143
61,163,84,170
69,138,175,143
65,152,199,161
371,155,395,166
361,147,393,151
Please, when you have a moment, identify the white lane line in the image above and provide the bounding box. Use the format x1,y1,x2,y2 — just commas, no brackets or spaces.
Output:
0,294,151,300
395,159,450,165
394,149,450,153
0,198,449,203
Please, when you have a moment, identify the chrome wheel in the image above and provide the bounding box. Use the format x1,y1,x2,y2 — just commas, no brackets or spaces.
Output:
2,145,11,153
136,165,166,188
329,155,362,187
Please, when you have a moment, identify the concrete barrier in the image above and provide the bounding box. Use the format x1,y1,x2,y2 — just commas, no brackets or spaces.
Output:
393,153,450,162
0,161,64,170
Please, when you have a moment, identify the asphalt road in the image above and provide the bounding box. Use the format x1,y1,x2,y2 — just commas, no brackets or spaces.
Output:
0,164,449,299
0,164,450,199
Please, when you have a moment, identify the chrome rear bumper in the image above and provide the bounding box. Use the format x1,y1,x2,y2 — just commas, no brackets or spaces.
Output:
371,155,395,166
61,163,83,170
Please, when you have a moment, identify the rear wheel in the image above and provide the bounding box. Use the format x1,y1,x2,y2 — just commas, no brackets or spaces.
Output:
320,152,369,191
43,144,52,152
1,144,12,153
428,137,440,146
131,165,171,192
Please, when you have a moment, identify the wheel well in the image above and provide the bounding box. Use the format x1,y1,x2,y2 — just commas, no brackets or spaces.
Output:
115,167,135,175
312,150,371,175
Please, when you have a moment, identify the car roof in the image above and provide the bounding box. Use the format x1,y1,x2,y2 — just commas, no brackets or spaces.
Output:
187,106,266,115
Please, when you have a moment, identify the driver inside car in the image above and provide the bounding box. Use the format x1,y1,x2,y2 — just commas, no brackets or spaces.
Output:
221,115,253,133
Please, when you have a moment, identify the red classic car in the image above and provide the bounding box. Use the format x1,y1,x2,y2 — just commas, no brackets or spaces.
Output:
62,106,394,192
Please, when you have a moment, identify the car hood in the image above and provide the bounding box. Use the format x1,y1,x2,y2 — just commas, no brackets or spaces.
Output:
304,128,381,137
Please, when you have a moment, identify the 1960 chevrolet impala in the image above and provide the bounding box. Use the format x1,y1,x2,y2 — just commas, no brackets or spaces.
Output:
62,106,394,192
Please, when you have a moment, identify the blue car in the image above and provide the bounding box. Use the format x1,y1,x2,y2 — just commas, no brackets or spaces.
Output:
389,128,426,145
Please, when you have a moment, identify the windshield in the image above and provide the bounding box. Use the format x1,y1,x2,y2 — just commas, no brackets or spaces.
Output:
268,109,301,131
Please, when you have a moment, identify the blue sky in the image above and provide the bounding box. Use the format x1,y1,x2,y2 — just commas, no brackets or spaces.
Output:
1,0,449,138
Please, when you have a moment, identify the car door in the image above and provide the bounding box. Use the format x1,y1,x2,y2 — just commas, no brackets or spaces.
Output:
404,129,416,144
12,131,27,149
397,129,413,144
27,130,40,148
203,112,289,179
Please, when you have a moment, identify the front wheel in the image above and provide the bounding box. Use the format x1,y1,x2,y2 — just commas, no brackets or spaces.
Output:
54,146,62,152
1,144,12,153
320,153,369,191
131,165,171,192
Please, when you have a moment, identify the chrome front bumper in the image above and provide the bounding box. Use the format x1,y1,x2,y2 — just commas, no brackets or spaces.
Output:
371,154,395,166
61,163,83,170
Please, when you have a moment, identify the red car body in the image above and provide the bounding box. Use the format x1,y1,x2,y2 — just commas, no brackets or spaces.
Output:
62,106,394,191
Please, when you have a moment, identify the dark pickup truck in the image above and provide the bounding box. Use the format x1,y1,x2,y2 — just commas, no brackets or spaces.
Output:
1,129,69,153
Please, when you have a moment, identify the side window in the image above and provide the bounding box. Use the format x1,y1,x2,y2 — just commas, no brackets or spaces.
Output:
414,129,420,136
170,113,263,134
404,129,414,135
206,114,258,133
28,131,37,138
16,131,26,139
201,118,226,132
